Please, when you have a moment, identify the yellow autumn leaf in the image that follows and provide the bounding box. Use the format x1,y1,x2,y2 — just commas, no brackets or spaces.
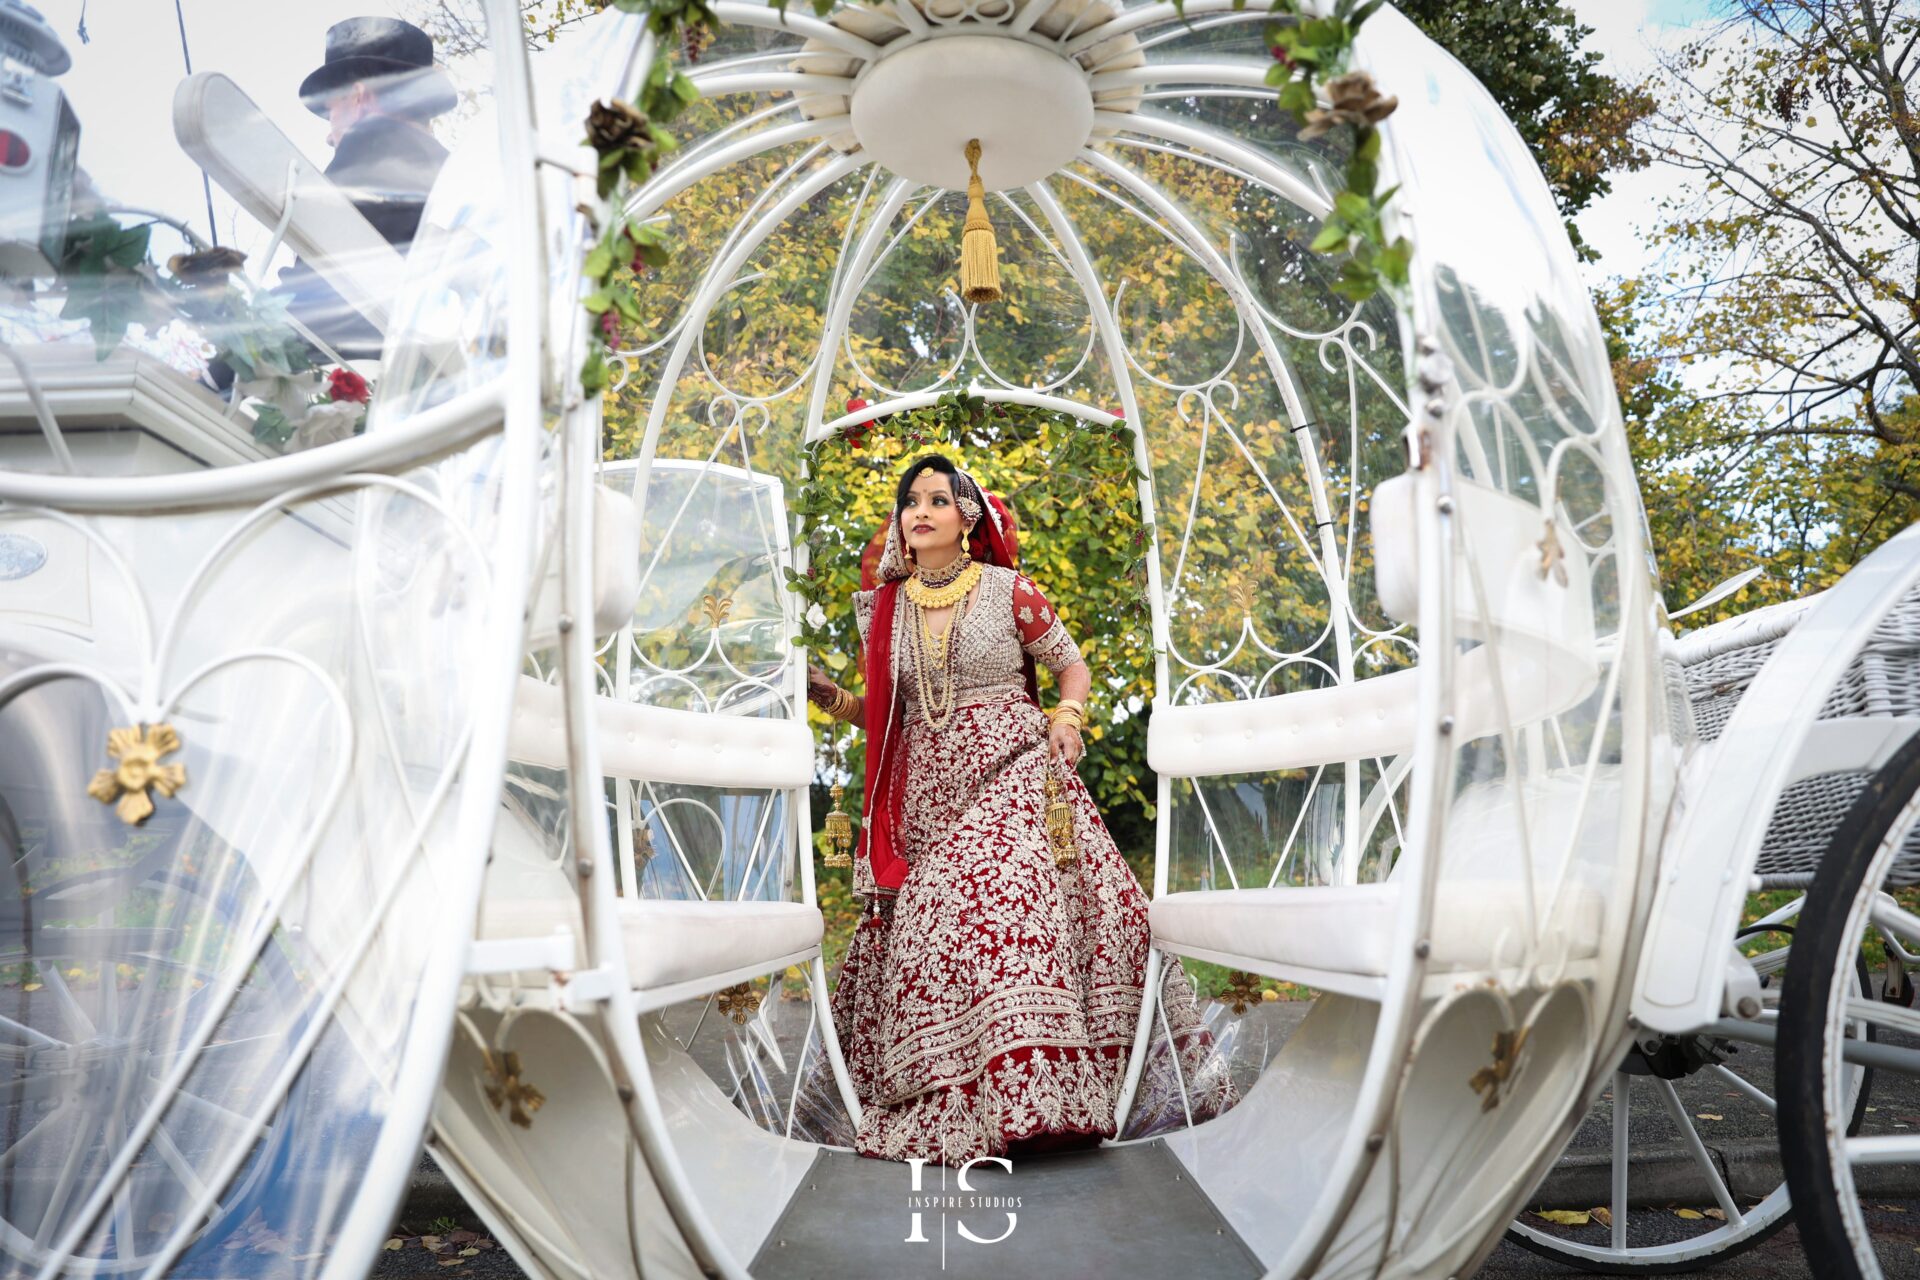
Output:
22,983,41,992
1675,1209,1705,1220
1590,1206,1613,1227
1533,1210,1590,1226
383,1240,404,1251
1695,1112,1724,1121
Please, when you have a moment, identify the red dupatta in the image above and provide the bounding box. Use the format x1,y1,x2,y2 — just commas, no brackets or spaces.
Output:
859,486,1031,896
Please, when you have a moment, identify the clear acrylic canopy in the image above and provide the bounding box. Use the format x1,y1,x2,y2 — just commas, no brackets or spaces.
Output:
0,0,1677,1275
0,4,606,1276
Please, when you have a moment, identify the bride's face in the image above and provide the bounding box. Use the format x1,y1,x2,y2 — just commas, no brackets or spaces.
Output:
900,472,965,558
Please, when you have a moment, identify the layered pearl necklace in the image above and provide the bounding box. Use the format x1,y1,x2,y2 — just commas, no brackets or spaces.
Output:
901,549,981,731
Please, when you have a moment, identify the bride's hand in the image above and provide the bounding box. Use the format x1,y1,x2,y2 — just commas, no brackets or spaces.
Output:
806,663,839,707
1049,718,1082,771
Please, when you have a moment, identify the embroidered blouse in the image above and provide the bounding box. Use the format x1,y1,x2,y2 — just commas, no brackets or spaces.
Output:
854,565,1082,722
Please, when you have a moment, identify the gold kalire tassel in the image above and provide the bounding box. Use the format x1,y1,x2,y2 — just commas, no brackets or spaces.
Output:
960,138,1002,305
1045,768,1078,868
823,784,855,868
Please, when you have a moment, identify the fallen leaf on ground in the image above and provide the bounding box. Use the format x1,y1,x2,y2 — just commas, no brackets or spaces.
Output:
1703,1208,1727,1221
460,1248,480,1257
1533,1210,1591,1225
438,1260,466,1269
1877,1205,1907,1213
1676,1209,1705,1220
1590,1207,1613,1227
1695,1112,1724,1121
383,1239,403,1251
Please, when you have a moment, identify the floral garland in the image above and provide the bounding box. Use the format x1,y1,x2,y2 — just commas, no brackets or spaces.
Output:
1258,0,1411,303
576,0,709,395
249,366,373,451
576,0,1412,399
53,225,374,452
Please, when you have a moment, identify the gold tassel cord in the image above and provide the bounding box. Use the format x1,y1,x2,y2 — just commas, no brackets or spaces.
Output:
960,138,1002,305
1045,767,1077,869
824,783,855,868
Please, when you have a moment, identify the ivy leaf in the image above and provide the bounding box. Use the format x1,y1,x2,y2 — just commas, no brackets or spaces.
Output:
1310,220,1350,254
580,348,611,396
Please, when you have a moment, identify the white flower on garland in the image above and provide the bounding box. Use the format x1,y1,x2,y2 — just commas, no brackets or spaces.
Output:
805,603,827,630
290,399,366,452
237,369,322,424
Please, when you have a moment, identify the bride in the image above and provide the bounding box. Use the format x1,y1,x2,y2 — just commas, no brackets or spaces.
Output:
804,452,1237,1166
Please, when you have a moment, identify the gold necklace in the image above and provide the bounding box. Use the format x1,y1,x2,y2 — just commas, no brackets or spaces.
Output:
904,557,981,610
906,589,968,730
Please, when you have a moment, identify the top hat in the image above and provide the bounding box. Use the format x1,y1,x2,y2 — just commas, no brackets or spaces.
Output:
299,17,456,119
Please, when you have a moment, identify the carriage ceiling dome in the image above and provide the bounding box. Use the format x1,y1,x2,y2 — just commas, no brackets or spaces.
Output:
789,0,1145,190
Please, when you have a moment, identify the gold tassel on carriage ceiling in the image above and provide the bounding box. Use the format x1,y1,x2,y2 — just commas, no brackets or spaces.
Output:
960,138,1003,305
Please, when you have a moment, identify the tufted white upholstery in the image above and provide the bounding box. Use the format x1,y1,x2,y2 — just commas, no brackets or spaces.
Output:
1147,476,1599,780
507,675,814,788
1150,881,1603,993
482,894,824,993
1150,769,1621,996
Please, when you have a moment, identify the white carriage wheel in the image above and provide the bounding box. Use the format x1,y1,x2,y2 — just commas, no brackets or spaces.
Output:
1779,731,1920,1280
1507,909,1871,1274
0,847,303,1276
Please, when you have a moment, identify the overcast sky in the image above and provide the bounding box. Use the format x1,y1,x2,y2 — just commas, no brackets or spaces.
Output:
1566,0,1725,287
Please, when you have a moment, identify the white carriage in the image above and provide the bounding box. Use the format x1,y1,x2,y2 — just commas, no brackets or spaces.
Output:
1,1,1914,1278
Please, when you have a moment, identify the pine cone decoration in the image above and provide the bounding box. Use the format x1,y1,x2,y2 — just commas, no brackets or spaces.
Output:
1300,71,1398,140
585,99,650,155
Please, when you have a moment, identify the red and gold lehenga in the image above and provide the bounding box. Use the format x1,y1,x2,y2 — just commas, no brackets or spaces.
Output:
808,472,1238,1167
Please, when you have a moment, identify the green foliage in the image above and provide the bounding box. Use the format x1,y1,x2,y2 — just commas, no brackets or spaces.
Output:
1615,0,1920,619
57,216,173,360
578,29,703,391
1395,0,1654,255
789,394,1158,821
1260,0,1410,304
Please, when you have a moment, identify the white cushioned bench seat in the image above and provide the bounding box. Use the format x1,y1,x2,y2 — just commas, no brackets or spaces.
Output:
1149,881,1604,1001
483,895,823,998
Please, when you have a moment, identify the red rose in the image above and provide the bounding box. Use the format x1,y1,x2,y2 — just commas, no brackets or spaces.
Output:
846,397,869,414
327,367,371,404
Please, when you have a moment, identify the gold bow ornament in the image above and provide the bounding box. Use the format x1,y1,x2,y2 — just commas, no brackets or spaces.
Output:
87,724,187,825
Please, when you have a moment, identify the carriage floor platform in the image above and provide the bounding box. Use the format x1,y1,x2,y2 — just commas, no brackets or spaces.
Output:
748,1136,1263,1278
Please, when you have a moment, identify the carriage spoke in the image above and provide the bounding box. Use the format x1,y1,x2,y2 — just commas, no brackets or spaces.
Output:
1870,894,1920,950
32,1097,95,1250
34,967,96,1044
151,1113,215,1206
1652,1076,1744,1226
0,1101,68,1172
1708,1063,1776,1114
105,1098,134,1264
153,1076,262,1138
1839,994,1920,1037
1610,1071,1629,1251
1845,1134,1920,1166
0,1011,62,1050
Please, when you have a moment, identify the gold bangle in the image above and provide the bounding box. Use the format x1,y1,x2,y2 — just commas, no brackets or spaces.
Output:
832,687,859,722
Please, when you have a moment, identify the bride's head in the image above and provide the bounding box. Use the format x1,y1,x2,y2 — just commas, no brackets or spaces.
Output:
895,454,971,566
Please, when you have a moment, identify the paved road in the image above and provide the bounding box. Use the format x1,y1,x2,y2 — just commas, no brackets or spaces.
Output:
374,997,1920,1278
